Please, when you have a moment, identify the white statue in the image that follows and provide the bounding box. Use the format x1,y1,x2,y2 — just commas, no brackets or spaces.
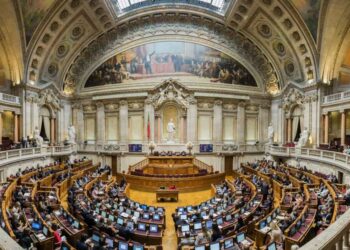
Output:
268,123,274,144
33,126,44,146
297,127,309,147
167,118,176,143
68,124,76,144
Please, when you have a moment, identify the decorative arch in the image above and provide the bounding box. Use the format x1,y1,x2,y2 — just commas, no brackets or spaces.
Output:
63,16,280,95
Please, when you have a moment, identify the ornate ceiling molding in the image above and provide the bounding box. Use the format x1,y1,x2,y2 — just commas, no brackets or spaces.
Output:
226,0,318,86
21,0,321,99
62,14,279,95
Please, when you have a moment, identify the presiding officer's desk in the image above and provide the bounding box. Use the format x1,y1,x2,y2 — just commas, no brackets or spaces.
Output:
156,188,179,202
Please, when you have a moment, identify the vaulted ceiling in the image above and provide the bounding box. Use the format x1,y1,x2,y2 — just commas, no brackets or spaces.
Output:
2,0,349,97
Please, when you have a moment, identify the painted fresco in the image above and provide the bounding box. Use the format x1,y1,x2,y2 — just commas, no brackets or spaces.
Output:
291,0,321,41
20,0,55,45
85,41,257,87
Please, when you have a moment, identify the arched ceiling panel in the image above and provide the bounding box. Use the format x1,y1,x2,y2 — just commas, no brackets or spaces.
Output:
23,0,320,97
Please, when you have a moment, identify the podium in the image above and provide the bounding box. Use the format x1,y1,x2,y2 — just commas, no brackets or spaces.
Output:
156,188,179,202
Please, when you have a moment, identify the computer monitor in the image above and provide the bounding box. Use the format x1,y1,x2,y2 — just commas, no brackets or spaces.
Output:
210,242,220,250
266,215,272,224
101,211,107,218
236,232,245,243
150,224,158,233
42,226,48,236
289,226,296,236
127,221,134,230
209,209,215,215
296,220,302,229
194,222,202,230
178,207,184,212
234,213,240,219
259,220,267,230
181,224,190,233
153,214,160,221
149,206,155,212
105,237,114,248
267,242,277,250
133,211,140,218
31,222,41,231
180,214,187,220
92,234,100,243
138,223,146,231
108,214,115,222
206,220,213,229
187,206,193,212
117,217,124,225
226,214,232,221
216,217,223,225
67,216,73,224
143,213,150,220
126,209,132,215
133,244,144,250
95,208,100,214
141,205,147,211
73,220,80,229
118,241,128,250
224,238,234,249
119,207,124,213
194,245,205,250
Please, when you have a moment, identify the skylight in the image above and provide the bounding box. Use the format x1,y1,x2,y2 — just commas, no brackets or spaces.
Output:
114,0,228,14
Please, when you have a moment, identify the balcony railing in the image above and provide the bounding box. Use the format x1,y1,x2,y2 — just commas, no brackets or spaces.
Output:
323,90,350,104
0,145,75,166
266,145,350,169
0,92,20,105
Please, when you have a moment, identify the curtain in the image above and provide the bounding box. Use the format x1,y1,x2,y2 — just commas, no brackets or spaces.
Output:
292,117,299,141
43,116,50,141
294,120,301,142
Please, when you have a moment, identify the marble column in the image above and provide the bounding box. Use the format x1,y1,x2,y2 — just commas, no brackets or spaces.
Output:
96,102,105,145
340,110,346,146
213,100,223,144
180,115,185,143
237,101,246,144
156,116,161,143
119,100,128,144
187,97,197,143
259,105,269,143
324,112,329,144
144,98,155,142
72,103,84,144
13,113,19,143
0,111,2,145
50,117,55,144
287,117,292,142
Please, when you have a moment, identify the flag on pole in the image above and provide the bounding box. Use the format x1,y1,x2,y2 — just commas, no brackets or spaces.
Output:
147,113,151,140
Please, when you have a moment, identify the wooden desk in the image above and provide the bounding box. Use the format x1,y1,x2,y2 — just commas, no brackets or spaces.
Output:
156,189,179,202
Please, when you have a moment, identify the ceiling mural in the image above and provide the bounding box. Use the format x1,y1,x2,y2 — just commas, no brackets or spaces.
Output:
84,41,257,88
19,0,56,45
290,0,321,41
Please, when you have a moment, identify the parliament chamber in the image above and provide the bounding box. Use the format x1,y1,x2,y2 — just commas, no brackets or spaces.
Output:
1,0,350,249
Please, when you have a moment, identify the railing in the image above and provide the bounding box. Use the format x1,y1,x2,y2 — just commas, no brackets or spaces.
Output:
300,205,350,250
266,145,350,171
323,90,350,104
266,145,350,249
0,145,76,166
0,92,20,105
129,158,149,172
193,158,213,173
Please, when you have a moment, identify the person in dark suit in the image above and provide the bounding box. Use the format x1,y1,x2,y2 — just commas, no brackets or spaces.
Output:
76,234,89,250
